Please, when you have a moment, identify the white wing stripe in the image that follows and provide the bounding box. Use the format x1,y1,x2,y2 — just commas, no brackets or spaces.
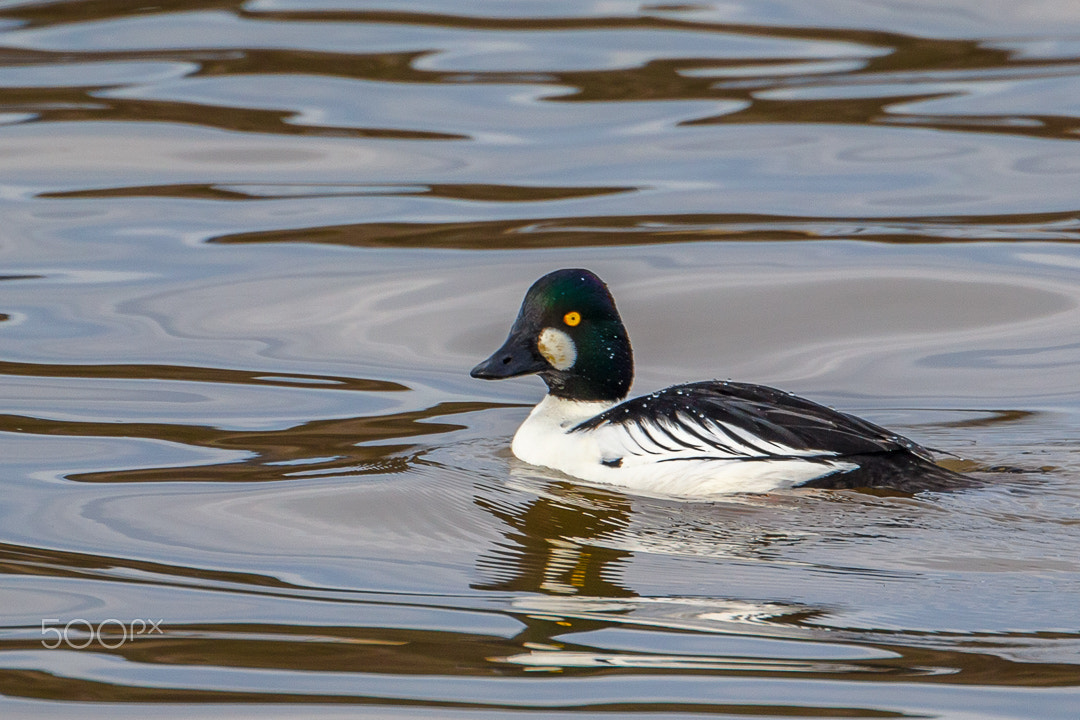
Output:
719,420,839,458
624,422,665,456
585,398,853,464
613,414,846,461
718,421,797,456
655,417,709,453
703,418,774,456
668,414,742,456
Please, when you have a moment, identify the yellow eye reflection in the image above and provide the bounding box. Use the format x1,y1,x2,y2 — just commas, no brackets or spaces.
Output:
563,311,581,327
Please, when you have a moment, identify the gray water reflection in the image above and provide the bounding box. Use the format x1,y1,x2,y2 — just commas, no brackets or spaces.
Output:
2,0,1080,717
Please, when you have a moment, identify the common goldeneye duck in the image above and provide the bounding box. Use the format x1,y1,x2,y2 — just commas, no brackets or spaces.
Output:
471,268,968,496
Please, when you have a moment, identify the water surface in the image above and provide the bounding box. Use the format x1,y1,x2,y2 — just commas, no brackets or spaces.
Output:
1,1,1079,717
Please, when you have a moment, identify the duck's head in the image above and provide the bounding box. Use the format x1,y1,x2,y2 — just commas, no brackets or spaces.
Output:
471,268,633,402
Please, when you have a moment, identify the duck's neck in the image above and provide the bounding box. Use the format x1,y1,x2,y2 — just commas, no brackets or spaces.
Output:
524,394,617,430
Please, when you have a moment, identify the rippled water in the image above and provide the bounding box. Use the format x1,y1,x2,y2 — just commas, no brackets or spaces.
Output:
2,1,1080,717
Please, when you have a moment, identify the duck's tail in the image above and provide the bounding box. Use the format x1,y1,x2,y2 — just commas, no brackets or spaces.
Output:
800,451,975,494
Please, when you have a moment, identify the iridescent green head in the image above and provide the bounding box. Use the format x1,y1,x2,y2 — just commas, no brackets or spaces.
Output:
471,269,633,402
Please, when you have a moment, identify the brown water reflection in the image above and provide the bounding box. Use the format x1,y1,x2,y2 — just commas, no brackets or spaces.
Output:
44,182,637,203
0,359,406,392
0,400,497,483
4,3,1080,144
211,210,1080,249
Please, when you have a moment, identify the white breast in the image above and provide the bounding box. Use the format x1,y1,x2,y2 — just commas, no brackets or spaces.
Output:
511,395,855,497
512,395,613,471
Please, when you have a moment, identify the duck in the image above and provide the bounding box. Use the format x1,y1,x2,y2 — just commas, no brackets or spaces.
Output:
470,268,968,496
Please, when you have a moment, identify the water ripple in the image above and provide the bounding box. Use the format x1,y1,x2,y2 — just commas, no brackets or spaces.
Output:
2,1,1080,716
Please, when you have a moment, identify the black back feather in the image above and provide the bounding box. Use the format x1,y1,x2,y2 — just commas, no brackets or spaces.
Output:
572,380,970,491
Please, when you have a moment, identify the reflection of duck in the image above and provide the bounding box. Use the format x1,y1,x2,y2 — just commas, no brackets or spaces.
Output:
472,268,968,496
473,481,636,598
471,478,836,668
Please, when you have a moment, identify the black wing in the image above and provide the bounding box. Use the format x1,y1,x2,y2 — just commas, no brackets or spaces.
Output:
572,380,934,461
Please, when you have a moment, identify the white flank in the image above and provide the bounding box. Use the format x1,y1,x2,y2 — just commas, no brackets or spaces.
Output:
511,395,853,497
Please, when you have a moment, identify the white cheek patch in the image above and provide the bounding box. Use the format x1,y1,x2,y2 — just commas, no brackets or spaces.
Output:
538,327,577,370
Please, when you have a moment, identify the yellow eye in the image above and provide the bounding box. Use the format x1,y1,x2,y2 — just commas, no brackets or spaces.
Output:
563,311,581,327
